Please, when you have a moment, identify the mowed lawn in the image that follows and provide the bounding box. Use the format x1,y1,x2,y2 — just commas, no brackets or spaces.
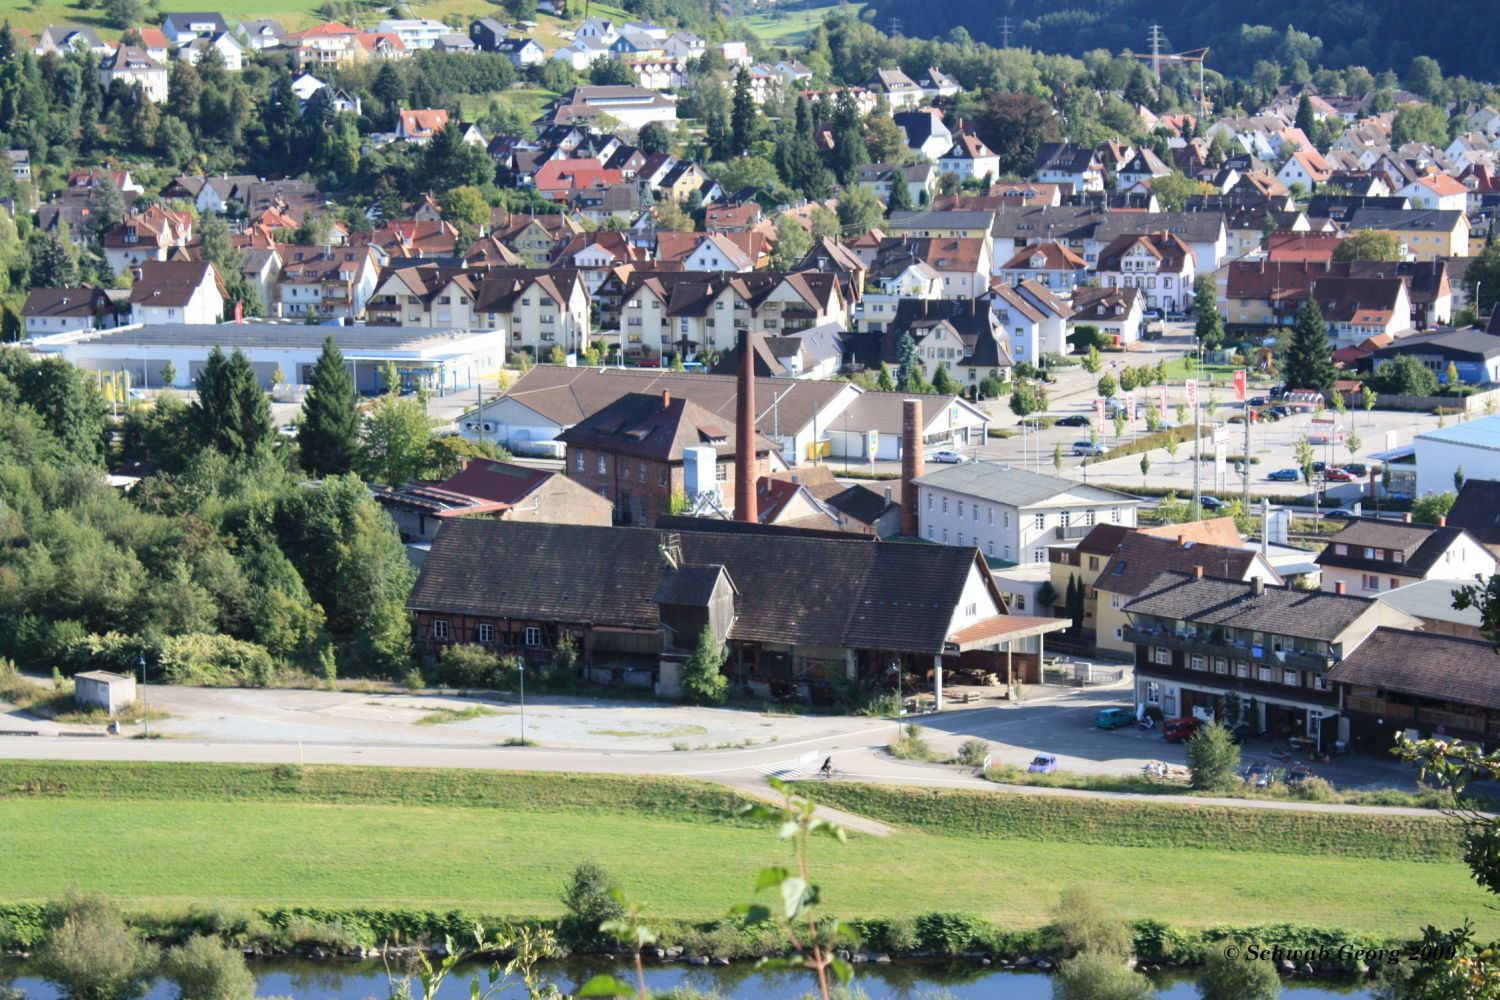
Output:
0,796,1492,939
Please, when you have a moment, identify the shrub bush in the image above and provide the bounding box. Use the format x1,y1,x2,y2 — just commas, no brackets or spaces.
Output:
559,861,624,945
955,739,990,767
888,724,940,762
1197,946,1282,999
1054,951,1153,1000
33,892,158,1000
161,934,257,1000
913,912,987,955
1053,887,1133,959
157,633,277,686
1186,722,1242,792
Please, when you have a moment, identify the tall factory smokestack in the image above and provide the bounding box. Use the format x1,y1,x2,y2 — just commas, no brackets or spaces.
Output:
735,329,757,523
901,397,924,536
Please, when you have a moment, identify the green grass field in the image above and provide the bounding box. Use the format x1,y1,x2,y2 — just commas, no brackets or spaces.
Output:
736,2,863,45
0,761,1491,938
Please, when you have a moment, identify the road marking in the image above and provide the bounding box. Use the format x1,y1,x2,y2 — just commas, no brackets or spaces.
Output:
753,750,821,779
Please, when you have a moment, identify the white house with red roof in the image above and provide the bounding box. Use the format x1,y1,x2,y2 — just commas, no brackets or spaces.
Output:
1398,173,1469,212
396,108,449,143
1276,149,1333,190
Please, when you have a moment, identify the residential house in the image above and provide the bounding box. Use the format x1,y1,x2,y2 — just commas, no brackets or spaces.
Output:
160,12,228,43
987,280,1071,366
136,27,171,62
703,201,763,233
396,108,450,143
469,17,508,51
98,46,167,103
128,260,225,325
270,245,380,320
1087,530,1283,658
376,459,612,540
1125,572,1420,748
283,23,366,69
1377,577,1487,640
1094,232,1197,314
496,213,583,266
855,163,936,208
376,18,448,49
918,66,960,100
857,255,941,331
434,33,477,53
1069,286,1145,345
883,210,995,242
1316,517,1497,597
938,133,1000,182
8,149,31,185
552,36,613,71
497,37,546,66
871,296,1010,386
656,232,758,272
865,68,922,109
22,286,113,336
1116,148,1173,190
552,232,648,292
235,19,286,51
996,242,1087,294
663,32,706,61
914,462,1140,566
471,268,591,357
1035,143,1105,193
894,110,953,162
1306,276,1412,346
177,32,245,70
559,390,776,525
101,204,193,274
1328,628,1500,750
33,25,110,56
534,158,624,202
1276,149,1333,190
1343,207,1471,261
1399,173,1469,211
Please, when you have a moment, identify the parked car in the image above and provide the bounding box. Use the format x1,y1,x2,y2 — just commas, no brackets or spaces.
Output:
1286,765,1316,788
1028,753,1059,773
1248,395,1268,407
1243,761,1273,788
1163,717,1201,743
1266,405,1291,419
1269,385,1287,398
1324,508,1354,520
931,449,969,464
1199,496,1223,510
1267,468,1301,482
1311,461,1326,473
1073,440,1108,457
1344,463,1369,477
1324,467,1355,482
635,357,663,369
1055,414,1091,427
1094,707,1137,730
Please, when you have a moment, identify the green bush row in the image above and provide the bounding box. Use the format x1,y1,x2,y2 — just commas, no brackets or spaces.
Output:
808,784,1460,862
0,902,1401,970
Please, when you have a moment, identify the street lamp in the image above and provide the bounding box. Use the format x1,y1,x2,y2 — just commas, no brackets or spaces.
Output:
137,653,149,738
889,660,904,741
518,660,526,745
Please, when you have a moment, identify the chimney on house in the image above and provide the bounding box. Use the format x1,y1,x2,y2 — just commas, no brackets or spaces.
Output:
734,328,757,523
1194,565,1204,578
1439,515,1447,527
1335,580,1347,595
1252,577,1265,596
1403,512,1413,523
900,397,925,536
661,389,671,410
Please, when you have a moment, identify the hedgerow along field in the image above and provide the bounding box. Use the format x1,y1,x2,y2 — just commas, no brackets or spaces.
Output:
0,761,1490,938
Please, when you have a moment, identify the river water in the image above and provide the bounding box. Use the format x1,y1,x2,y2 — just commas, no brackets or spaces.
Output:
0,957,1377,999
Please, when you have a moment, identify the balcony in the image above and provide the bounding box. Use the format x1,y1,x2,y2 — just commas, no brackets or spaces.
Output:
1134,658,1339,709
1054,524,1093,541
1122,626,1334,673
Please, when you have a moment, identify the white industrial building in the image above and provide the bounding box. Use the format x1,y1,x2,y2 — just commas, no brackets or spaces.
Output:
28,323,505,395
1413,416,1500,497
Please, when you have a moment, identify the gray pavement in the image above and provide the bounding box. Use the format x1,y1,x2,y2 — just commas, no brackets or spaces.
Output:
0,675,1435,812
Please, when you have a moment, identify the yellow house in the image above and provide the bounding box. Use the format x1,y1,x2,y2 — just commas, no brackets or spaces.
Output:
884,209,996,241
1344,208,1470,261
1049,518,1261,657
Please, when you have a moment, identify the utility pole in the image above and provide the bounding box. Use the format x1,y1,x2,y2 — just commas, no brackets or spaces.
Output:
999,15,1012,49
1190,379,1201,517
1148,24,1165,80
1242,398,1251,511
887,17,902,37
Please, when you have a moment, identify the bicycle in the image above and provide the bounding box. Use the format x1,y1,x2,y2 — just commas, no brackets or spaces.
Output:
817,767,846,781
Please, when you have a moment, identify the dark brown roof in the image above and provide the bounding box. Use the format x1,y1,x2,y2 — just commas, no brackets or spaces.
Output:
1326,627,1500,709
22,286,109,318
1315,518,1473,577
407,518,989,653
127,260,219,307
1447,479,1500,546
558,391,770,463
1124,572,1383,642
1095,232,1193,273
1097,534,1270,598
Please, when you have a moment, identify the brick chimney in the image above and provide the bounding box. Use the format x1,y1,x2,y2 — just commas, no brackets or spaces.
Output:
1439,515,1447,527
1335,581,1347,595
900,397,925,536
662,389,671,410
1193,565,1204,578
1252,577,1265,596
734,329,757,523
1403,512,1413,523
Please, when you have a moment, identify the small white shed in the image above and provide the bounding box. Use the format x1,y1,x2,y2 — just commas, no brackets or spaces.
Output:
73,670,137,716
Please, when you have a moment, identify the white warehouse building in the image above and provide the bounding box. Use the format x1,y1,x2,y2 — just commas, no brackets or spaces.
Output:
1413,416,1500,498
28,323,505,395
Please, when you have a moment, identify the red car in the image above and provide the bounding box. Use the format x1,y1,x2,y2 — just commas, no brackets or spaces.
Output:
1324,467,1355,482
1164,717,1201,743
634,357,663,369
